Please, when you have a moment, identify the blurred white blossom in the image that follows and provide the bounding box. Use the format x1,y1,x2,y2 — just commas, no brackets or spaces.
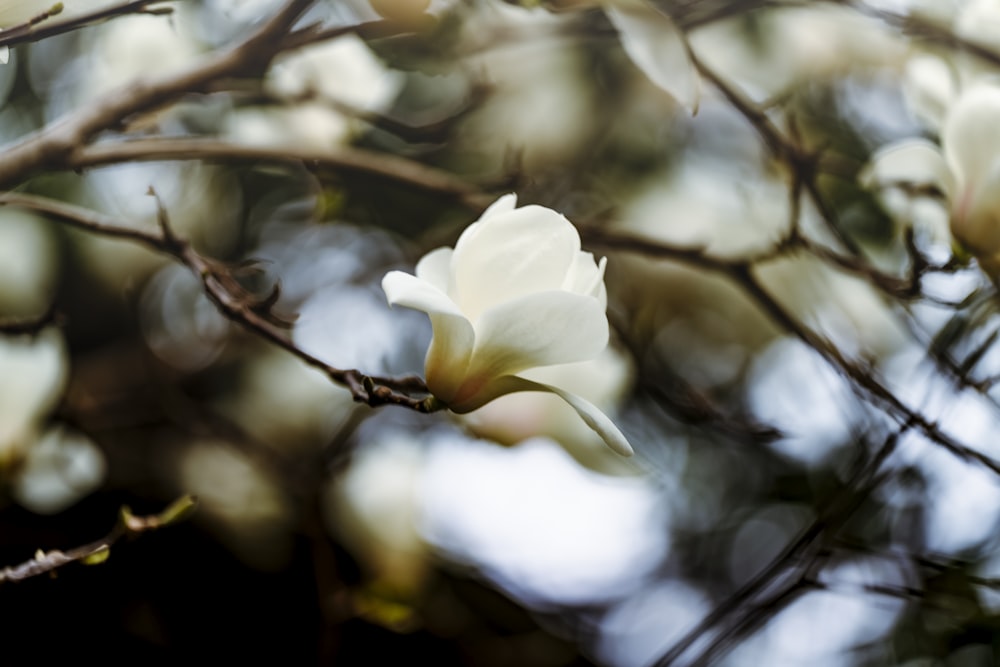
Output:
0,328,67,465
452,1,592,173
605,0,700,113
383,194,632,456
691,4,905,103
224,34,403,150
12,426,105,515
864,83,1000,274
0,210,59,317
325,434,430,594
178,440,294,570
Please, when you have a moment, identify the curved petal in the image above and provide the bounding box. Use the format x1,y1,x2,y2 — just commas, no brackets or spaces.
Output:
480,193,518,220
455,375,634,456
382,270,464,319
445,194,520,260
467,290,609,381
424,312,475,404
383,272,475,404
562,253,608,306
943,84,1000,189
860,139,954,201
605,3,700,114
452,206,583,321
415,247,454,295
902,55,957,131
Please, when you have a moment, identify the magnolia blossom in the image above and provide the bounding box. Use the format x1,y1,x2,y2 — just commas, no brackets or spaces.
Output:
382,195,633,456
863,84,1000,272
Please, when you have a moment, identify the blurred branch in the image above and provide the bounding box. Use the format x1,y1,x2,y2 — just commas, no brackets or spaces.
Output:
70,138,496,211
655,427,905,666
0,495,196,584
0,305,59,335
844,0,1000,69
584,228,1000,478
0,192,436,411
0,0,317,188
685,45,863,257
0,1,173,50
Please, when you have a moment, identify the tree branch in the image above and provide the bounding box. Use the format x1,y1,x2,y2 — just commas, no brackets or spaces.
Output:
0,0,316,188
0,191,436,410
70,138,495,211
0,495,196,584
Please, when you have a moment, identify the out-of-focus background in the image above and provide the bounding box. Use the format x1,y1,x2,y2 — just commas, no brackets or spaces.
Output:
6,0,1000,665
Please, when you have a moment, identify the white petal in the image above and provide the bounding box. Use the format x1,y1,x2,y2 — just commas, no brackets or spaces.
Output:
0,328,67,447
467,290,609,382
424,311,475,405
956,161,1000,257
605,3,700,114
902,55,957,130
415,247,454,295
956,0,1000,49
383,271,475,403
452,206,583,321
540,382,634,457
562,253,608,307
943,84,1000,189
861,139,954,200
480,193,518,220
466,375,634,456
382,270,464,319
12,426,106,515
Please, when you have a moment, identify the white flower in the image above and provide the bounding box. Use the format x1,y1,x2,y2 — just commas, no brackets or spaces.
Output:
224,34,403,150
382,194,634,456
604,0,700,113
0,328,67,464
863,83,1000,270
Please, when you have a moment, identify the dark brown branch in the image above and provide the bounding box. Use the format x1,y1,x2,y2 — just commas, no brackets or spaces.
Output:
0,495,196,584
685,45,863,257
0,0,316,188
0,305,59,335
0,192,435,410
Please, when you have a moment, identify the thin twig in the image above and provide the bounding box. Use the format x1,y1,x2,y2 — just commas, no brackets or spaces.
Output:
0,495,197,584
0,1,173,50
655,427,904,666
0,192,435,410
0,305,59,335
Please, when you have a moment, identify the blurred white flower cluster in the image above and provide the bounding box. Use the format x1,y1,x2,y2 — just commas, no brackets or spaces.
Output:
223,33,403,150
0,329,105,515
862,0,1000,275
